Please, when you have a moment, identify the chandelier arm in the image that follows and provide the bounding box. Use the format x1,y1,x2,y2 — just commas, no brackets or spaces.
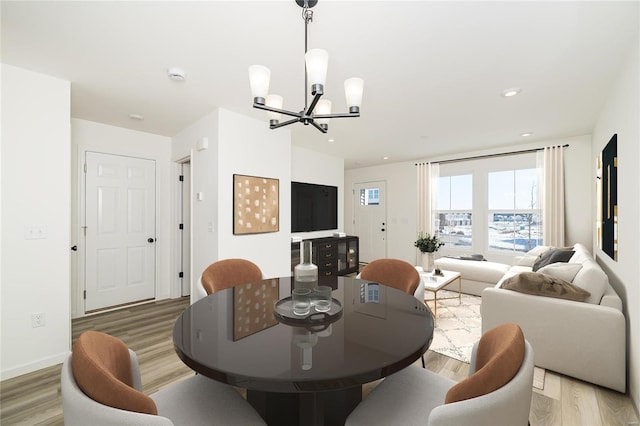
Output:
305,92,323,116
314,112,361,119
253,103,303,119
270,118,301,129
309,120,328,133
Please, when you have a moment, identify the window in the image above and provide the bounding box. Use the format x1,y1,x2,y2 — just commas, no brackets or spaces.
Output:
488,168,542,252
434,153,542,256
434,174,473,247
359,188,379,206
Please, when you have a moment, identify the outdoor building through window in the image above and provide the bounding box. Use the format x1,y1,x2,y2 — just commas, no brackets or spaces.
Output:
435,174,473,247
488,168,542,252
360,188,379,206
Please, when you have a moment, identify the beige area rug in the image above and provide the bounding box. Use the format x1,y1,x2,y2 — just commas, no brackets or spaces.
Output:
425,290,545,390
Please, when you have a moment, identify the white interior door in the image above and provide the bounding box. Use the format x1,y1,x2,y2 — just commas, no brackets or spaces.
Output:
85,152,156,312
353,181,387,263
180,162,191,296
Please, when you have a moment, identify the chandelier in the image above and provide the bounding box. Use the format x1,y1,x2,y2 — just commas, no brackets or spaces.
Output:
248,0,364,133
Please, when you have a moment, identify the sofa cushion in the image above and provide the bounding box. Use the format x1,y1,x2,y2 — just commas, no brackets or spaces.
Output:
501,272,590,302
572,263,609,304
537,263,582,283
532,248,575,271
435,258,509,284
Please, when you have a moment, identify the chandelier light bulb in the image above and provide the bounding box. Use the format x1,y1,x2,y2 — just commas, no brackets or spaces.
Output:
344,77,364,112
315,99,332,125
305,49,329,93
265,94,284,122
248,65,271,103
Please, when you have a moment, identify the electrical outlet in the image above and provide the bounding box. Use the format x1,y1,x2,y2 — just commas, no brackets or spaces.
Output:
31,313,45,328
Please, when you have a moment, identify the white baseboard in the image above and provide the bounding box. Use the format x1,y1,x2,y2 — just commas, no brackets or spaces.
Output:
0,351,69,381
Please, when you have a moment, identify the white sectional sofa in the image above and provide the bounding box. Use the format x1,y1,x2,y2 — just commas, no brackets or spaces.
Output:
481,243,626,392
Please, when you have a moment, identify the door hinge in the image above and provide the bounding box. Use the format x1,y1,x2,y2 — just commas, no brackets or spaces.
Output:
179,272,184,278
83,290,86,300
179,175,184,182
179,223,184,230
84,163,87,173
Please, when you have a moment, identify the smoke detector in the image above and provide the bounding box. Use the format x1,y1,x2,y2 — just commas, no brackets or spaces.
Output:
167,67,186,81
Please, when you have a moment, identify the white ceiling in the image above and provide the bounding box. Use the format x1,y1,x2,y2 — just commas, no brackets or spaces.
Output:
2,1,638,169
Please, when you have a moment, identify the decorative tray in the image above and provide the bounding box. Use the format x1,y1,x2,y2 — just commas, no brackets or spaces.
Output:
273,297,343,329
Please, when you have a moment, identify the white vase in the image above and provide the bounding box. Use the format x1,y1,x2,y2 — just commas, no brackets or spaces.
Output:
422,252,435,272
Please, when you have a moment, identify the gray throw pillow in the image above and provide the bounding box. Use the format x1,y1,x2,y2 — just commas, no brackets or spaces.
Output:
532,248,575,272
502,272,590,302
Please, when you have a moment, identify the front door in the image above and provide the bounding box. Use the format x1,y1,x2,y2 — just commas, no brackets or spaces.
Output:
84,152,156,312
353,181,387,262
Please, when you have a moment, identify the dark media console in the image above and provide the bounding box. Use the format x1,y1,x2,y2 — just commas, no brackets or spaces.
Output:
291,236,359,283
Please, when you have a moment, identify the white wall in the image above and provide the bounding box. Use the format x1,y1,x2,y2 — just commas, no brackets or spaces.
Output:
592,38,639,408
345,162,417,264
345,136,592,266
71,119,173,317
1,65,71,379
217,109,292,279
172,108,292,300
291,145,345,240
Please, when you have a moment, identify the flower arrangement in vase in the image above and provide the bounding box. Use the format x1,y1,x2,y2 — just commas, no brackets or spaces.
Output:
414,232,444,272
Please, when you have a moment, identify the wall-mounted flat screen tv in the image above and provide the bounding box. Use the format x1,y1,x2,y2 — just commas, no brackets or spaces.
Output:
291,181,338,232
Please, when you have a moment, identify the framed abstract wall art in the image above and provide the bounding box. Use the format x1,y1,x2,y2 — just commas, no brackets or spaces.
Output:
596,134,617,261
233,174,279,235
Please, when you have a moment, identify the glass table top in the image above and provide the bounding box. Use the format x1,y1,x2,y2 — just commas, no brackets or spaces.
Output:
173,276,434,393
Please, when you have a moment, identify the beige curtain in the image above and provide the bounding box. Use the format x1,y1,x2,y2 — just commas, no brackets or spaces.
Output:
416,162,439,263
541,146,565,247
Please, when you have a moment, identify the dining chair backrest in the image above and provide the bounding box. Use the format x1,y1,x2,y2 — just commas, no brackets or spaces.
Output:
66,331,159,419
200,258,263,295
445,322,525,403
360,258,421,296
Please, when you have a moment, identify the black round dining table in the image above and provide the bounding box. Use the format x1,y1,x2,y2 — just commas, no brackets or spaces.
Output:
173,276,434,426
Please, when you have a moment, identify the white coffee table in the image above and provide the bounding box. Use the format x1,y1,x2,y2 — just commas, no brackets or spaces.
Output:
418,269,462,321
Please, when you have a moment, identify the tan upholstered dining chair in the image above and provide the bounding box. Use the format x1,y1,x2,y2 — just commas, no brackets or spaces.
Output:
61,330,265,425
359,258,427,367
196,258,263,300
359,258,421,296
345,323,535,426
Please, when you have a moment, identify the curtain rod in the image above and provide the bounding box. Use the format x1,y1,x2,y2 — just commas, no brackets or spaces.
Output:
415,144,569,166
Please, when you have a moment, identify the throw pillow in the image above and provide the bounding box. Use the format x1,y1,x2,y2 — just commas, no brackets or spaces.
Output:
537,263,583,283
526,245,551,257
532,248,575,272
512,255,537,267
502,272,590,302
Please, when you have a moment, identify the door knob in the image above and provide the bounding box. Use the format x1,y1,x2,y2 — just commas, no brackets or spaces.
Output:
71,245,78,251
148,238,156,243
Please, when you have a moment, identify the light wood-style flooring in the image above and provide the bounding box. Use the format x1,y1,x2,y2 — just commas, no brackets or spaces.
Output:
1,297,638,425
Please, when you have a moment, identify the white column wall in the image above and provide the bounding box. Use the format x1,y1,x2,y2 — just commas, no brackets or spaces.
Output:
172,110,220,302
217,108,291,280
1,65,71,379
592,38,639,408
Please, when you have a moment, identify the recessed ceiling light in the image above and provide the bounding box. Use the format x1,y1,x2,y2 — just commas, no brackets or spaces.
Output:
167,67,186,81
129,113,144,120
328,138,335,143
501,88,521,97
383,156,389,160
521,132,533,137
